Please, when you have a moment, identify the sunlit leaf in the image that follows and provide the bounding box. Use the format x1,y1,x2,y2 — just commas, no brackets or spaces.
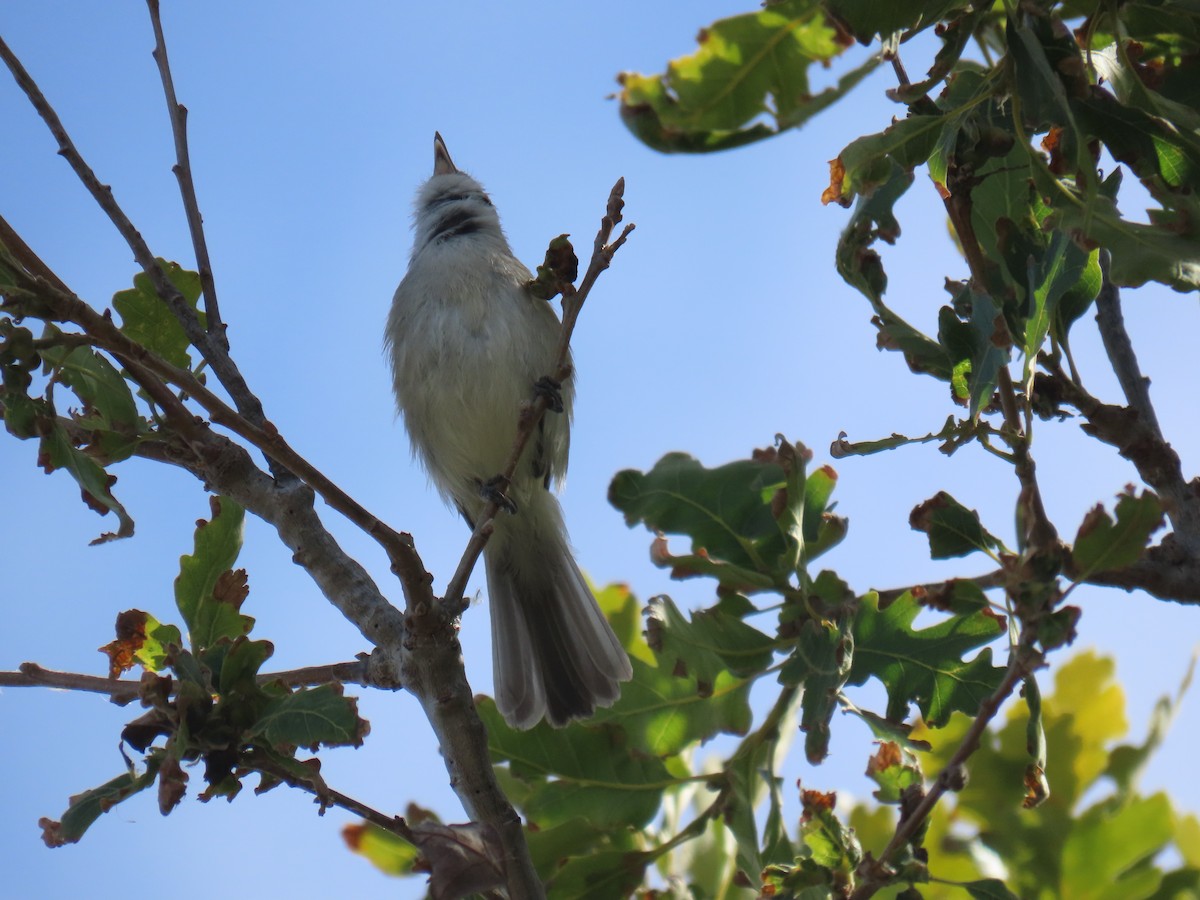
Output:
865,741,924,804
479,699,675,830
592,653,754,757
1060,793,1174,896
342,822,419,876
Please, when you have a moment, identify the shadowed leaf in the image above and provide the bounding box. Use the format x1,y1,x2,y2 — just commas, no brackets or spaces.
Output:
848,590,1006,727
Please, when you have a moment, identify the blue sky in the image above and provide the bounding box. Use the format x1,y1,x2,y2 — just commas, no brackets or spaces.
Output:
2,3,1197,897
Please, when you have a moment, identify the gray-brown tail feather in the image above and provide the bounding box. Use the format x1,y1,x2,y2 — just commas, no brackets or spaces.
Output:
486,497,631,729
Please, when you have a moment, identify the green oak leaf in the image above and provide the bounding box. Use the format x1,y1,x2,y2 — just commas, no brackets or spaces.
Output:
848,590,1006,727
478,699,675,831
610,448,842,590
910,491,1005,560
175,496,252,653
39,756,162,846
248,683,367,751
1070,489,1164,580
112,261,204,370
618,0,876,153
37,412,135,544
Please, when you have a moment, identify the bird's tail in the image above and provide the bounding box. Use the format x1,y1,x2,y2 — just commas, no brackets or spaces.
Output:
485,491,632,729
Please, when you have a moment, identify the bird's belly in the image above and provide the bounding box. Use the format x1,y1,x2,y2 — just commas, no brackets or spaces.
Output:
395,303,550,507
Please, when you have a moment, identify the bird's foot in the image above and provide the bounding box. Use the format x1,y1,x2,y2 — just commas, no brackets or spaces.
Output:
533,376,564,413
478,474,518,514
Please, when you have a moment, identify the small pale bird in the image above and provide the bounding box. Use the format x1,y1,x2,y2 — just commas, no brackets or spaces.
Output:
386,133,632,729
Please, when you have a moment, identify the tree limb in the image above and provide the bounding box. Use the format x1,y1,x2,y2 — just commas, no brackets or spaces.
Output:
1,208,545,899
1038,353,1200,603
1093,250,1200,554
0,28,635,893
145,0,225,340
1,257,428,593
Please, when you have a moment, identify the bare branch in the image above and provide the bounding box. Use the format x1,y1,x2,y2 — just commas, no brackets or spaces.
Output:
1093,251,1200,553
2,258,427,593
1095,252,1160,434
2,660,370,702
1040,351,1200,598
145,0,225,338
1,664,142,704
403,614,545,898
0,212,72,295
0,32,267,429
246,751,418,842
266,660,371,688
1081,535,1200,605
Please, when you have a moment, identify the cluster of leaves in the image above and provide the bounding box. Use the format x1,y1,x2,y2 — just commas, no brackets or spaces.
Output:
344,0,1200,896
0,260,201,543
620,0,1198,414
2,246,378,840
348,438,1169,896
5,1,1198,897
845,651,1200,899
38,496,367,847
617,0,882,152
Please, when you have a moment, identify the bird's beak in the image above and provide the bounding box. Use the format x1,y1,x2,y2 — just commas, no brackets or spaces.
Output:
433,132,458,176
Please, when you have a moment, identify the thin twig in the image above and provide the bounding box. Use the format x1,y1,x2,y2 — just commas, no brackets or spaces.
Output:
1,664,142,704
3,260,426,592
1094,254,1159,433
441,179,634,613
873,569,1006,607
0,32,267,429
2,660,370,702
145,0,224,339
266,660,370,688
5,248,417,646
851,636,1043,898
248,752,418,842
